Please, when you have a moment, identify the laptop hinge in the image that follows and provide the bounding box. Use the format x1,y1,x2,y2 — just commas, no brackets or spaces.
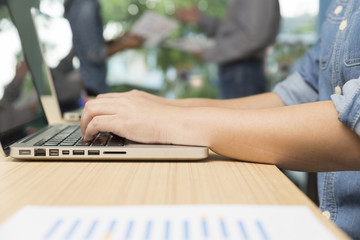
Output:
0,142,9,157
20,125,52,143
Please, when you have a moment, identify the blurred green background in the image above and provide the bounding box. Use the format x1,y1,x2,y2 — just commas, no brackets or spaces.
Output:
2,0,319,99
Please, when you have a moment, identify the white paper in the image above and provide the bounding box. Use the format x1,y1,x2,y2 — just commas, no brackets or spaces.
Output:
131,11,178,46
0,205,337,240
164,36,214,53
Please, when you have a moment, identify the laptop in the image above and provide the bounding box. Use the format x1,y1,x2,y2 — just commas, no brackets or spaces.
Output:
0,3,208,160
31,8,84,121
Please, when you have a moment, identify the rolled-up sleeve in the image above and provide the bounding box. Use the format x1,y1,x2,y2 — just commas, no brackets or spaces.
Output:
273,72,319,105
273,37,321,106
331,78,360,136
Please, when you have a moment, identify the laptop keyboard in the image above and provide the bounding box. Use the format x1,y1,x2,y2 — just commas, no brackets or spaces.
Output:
34,125,125,147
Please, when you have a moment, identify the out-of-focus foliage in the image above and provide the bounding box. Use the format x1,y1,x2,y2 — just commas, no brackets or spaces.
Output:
39,0,318,98
98,0,229,98
267,16,317,89
99,0,229,26
267,42,311,89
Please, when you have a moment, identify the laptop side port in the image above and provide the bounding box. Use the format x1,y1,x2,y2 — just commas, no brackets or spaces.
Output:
49,149,59,156
73,150,85,155
88,150,100,155
19,150,31,155
62,150,70,155
103,151,126,155
34,149,46,156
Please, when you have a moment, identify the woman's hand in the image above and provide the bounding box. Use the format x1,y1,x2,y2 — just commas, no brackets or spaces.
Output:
96,90,169,105
81,90,174,143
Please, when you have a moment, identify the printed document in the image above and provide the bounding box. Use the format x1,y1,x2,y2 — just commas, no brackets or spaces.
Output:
164,36,214,53
0,205,337,240
131,11,178,46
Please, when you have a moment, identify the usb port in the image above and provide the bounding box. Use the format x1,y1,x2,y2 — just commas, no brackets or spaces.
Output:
34,149,46,156
88,150,100,155
49,149,59,156
19,150,31,155
73,150,85,155
62,150,70,155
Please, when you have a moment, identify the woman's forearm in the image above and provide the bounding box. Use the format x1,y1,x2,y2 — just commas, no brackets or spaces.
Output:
85,91,360,171
167,92,285,109
171,101,360,172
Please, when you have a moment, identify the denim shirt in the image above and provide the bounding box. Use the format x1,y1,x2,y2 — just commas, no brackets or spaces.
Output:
273,0,360,239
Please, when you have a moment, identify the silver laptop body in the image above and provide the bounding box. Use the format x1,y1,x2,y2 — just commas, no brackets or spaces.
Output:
0,4,208,160
10,123,208,160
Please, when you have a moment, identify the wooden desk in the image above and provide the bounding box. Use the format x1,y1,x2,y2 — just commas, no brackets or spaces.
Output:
0,154,349,239
0,97,349,239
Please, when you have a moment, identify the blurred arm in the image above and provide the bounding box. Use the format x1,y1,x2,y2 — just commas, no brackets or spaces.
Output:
197,12,223,37
106,33,144,57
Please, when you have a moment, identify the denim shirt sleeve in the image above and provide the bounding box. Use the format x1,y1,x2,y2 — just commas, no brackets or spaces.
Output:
272,72,319,105
331,78,360,136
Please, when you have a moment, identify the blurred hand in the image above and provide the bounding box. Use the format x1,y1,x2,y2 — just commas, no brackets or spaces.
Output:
122,32,144,49
193,51,204,60
175,6,200,24
15,61,28,80
107,33,144,56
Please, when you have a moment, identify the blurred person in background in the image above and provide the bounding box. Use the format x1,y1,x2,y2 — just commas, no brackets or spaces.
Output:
175,0,281,99
0,61,39,132
64,0,143,96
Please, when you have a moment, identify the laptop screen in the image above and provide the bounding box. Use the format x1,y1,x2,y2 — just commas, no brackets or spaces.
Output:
0,3,47,154
31,8,83,114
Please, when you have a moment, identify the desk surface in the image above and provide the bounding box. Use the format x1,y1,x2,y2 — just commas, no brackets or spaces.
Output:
0,97,349,239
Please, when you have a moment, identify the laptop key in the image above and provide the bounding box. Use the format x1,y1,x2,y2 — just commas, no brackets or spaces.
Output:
91,133,110,146
43,142,59,146
34,139,47,146
107,135,125,146
76,139,92,146
59,142,76,146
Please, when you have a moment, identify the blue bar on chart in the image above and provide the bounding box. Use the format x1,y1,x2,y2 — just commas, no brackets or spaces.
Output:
238,220,249,240
164,220,171,240
202,218,209,238
103,220,117,240
64,219,80,240
44,219,62,240
256,220,270,240
125,220,134,239
219,218,228,239
144,220,152,240
85,220,98,240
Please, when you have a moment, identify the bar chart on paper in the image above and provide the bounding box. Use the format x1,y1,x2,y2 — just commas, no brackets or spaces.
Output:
0,205,336,240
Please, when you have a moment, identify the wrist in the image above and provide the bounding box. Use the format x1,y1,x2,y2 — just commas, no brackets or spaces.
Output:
163,107,212,147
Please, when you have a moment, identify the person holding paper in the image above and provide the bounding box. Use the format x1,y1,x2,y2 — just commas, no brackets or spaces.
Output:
175,0,280,99
64,0,143,96
81,1,360,238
